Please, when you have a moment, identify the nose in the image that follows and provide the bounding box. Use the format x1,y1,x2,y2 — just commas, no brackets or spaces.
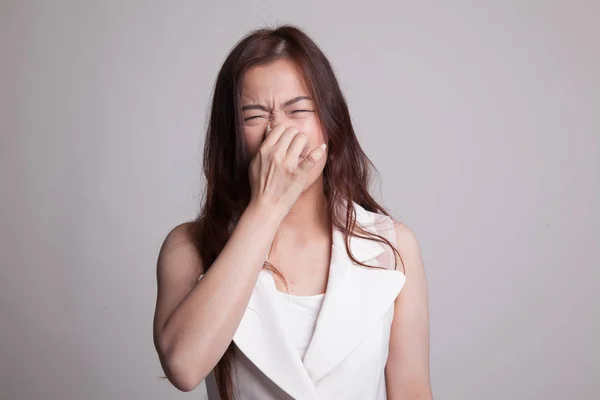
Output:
269,113,280,127
269,113,297,130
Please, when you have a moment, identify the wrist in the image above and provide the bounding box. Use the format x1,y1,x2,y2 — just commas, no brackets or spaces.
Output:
243,200,285,231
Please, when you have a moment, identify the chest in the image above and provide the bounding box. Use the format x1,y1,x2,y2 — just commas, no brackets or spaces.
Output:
213,304,395,400
269,242,332,296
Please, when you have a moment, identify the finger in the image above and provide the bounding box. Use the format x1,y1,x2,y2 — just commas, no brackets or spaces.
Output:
286,132,310,163
298,143,327,173
272,127,300,157
261,123,287,149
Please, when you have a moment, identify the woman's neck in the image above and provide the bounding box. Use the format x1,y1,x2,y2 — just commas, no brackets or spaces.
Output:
274,182,330,248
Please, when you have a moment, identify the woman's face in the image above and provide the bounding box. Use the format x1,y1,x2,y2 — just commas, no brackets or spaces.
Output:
241,58,327,189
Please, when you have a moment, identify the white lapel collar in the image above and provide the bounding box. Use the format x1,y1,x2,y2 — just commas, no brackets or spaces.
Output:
232,201,405,395
302,201,406,384
232,269,320,400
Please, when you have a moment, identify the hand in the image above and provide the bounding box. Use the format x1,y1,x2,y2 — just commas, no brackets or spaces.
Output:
248,123,327,218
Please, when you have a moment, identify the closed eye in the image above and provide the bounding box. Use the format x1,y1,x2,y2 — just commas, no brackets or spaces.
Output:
244,110,314,121
244,115,268,121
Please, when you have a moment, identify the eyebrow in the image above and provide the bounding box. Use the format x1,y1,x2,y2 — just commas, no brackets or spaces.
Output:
241,96,313,112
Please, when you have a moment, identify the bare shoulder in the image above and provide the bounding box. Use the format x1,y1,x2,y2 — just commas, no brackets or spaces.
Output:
391,221,419,247
157,221,204,278
161,222,196,249
391,220,424,273
154,222,204,339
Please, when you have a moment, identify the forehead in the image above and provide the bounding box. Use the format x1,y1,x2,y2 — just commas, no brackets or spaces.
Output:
241,58,311,101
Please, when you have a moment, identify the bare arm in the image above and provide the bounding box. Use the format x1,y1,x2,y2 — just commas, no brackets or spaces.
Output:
153,123,327,392
385,223,433,399
153,203,282,391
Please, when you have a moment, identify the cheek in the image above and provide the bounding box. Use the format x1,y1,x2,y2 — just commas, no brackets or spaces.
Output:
295,119,326,152
243,127,264,158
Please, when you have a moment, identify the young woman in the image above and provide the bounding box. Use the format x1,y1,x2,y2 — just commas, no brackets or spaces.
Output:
153,25,432,400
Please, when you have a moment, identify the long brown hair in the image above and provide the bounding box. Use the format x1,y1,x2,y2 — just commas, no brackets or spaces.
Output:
190,24,403,399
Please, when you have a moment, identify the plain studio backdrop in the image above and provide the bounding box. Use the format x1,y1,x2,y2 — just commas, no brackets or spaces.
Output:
1,1,598,399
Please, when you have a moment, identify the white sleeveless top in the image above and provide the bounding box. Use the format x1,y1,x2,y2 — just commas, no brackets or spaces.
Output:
205,201,407,399
274,291,325,359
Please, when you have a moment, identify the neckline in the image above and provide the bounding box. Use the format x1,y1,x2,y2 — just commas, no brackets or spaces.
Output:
275,290,325,300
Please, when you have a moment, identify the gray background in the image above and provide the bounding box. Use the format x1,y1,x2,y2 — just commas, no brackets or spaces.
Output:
1,1,598,399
